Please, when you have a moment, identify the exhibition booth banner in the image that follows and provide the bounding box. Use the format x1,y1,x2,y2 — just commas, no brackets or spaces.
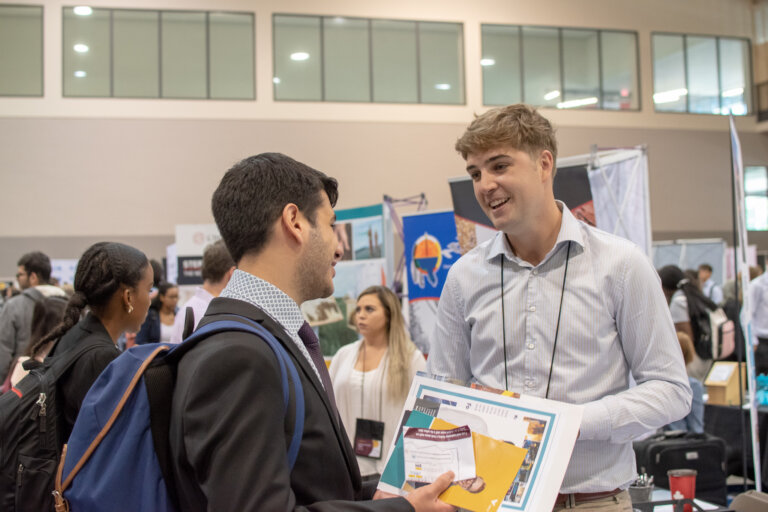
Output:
401,210,461,353
305,204,393,357
173,224,221,285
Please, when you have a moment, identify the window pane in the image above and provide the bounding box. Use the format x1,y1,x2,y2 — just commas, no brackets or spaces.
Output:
419,22,463,104
561,29,599,110
745,166,768,231
0,5,43,96
481,25,521,106
522,27,560,107
601,31,638,110
161,11,206,98
371,20,418,103
719,38,751,116
323,17,370,102
63,7,110,97
273,15,321,101
686,36,719,114
210,12,254,99
113,10,159,98
653,34,687,112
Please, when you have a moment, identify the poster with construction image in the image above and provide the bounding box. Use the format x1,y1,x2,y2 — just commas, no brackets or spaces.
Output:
309,204,393,357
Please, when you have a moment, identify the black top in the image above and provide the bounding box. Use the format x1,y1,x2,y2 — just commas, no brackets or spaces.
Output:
48,312,121,444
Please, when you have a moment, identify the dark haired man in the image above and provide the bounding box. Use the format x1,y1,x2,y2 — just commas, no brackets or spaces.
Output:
0,251,66,382
427,105,691,511
169,239,235,343
168,153,454,511
698,263,723,305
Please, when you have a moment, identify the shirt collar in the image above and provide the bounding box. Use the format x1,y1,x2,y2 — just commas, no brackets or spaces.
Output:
486,200,585,265
220,269,305,339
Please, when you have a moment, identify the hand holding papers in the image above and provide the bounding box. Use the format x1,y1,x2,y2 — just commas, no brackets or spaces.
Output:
378,375,583,512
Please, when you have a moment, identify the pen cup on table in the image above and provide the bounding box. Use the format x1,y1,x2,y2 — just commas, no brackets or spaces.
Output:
667,469,696,512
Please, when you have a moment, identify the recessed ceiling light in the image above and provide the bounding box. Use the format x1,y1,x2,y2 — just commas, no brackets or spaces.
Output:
557,96,598,109
73,6,93,16
73,43,89,53
273,77,281,84
74,70,87,78
653,88,688,104
290,52,310,61
480,58,495,66
434,83,451,90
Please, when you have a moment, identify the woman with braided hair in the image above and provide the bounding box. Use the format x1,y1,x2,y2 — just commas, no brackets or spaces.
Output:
31,242,153,443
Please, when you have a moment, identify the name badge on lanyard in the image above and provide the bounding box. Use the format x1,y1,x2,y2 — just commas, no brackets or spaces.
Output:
354,345,386,459
354,418,385,459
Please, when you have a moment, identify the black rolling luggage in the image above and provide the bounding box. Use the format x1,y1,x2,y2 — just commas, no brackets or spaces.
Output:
633,430,728,506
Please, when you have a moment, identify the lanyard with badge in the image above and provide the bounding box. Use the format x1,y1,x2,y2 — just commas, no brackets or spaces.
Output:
353,343,386,460
500,240,571,398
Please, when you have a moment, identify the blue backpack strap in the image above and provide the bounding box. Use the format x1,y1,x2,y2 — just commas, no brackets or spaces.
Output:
177,317,305,469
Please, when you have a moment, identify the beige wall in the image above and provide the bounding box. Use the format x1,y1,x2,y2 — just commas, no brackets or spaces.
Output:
0,0,766,269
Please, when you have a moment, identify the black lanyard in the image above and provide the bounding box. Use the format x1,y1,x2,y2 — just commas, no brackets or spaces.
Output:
500,241,571,398
360,343,384,421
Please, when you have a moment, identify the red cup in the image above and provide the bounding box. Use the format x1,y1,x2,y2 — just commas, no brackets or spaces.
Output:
668,469,697,512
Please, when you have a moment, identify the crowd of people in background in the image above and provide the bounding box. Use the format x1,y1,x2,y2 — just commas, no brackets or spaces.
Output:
0,105,767,511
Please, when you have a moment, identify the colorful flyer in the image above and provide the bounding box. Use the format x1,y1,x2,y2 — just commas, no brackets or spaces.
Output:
378,375,583,511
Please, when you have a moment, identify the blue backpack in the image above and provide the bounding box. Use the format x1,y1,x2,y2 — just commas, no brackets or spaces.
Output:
53,315,305,512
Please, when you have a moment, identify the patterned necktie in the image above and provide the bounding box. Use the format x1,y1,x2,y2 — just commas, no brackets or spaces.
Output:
298,321,338,416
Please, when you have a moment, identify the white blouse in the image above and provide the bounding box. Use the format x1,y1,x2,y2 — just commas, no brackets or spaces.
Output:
328,340,426,476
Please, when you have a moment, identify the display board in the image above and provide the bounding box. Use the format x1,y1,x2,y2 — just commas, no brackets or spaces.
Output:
307,204,394,357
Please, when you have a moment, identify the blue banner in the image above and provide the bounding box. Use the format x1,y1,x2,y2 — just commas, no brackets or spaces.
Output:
403,211,460,302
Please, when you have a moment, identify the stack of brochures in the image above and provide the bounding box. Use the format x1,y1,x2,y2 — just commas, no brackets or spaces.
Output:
377,375,583,512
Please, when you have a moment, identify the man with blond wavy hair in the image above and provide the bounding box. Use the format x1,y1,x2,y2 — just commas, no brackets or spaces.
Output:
427,105,692,511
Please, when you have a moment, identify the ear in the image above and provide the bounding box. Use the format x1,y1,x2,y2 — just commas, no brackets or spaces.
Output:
28,272,40,287
122,285,133,312
279,203,307,247
538,150,555,182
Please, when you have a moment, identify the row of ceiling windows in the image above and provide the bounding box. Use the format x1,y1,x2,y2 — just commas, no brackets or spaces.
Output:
0,5,753,116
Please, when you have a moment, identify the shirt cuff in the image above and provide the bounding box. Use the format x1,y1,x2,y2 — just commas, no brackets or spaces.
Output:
579,398,613,441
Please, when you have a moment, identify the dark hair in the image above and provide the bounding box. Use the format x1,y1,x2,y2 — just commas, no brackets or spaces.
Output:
212,153,339,262
35,242,148,350
659,264,717,336
201,240,235,282
18,251,52,283
698,263,713,273
150,281,177,311
25,296,67,358
150,259,164,287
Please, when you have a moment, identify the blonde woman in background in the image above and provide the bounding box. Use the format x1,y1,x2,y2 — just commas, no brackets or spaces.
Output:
329,285,426,486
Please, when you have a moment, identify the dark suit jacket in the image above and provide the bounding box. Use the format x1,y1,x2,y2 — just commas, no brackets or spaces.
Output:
169,297,413,512
48,312,120,444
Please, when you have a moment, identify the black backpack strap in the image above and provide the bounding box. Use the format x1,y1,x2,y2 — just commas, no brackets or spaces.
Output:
181,307,195,340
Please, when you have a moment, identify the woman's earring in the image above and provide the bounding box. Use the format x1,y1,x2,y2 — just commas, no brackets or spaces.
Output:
127,304,134,314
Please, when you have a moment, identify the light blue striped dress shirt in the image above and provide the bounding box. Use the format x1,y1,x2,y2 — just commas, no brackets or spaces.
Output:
426,203,692,493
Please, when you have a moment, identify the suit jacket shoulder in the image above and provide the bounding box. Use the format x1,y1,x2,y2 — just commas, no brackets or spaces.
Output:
169,297,412,512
